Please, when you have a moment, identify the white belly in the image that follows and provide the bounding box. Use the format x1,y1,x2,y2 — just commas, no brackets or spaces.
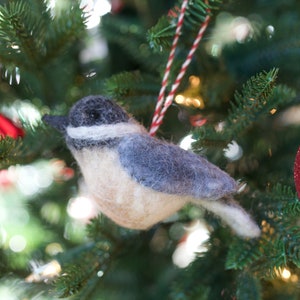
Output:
71,147,188,229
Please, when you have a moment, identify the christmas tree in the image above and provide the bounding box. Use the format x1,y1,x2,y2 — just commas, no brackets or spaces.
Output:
0,0,300,299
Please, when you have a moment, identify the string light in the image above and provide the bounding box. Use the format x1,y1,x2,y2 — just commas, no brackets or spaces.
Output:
206,13,255,56
174,76,205,109
275,267,299,283
26,260,61,283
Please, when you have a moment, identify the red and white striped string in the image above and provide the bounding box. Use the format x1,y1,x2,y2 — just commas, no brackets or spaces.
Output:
149,0,211,136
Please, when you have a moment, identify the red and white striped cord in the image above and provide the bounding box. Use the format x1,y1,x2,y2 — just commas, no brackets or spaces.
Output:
149,0,211,136
150,0,188,133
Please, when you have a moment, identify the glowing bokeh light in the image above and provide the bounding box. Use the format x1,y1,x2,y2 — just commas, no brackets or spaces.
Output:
206,12,255,56
81,0,111,29
26,260,61,282
281,268,291,280
48,0,111,29
173,221,210,268
97,270,104,277
0,286,19,300
224,140,243,161
45,243,63,256
266,25,275,38
67,196,99,220
179,134,196,150
9,235,27,252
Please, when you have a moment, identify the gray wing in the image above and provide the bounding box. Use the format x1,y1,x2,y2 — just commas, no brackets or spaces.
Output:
118,134,237,200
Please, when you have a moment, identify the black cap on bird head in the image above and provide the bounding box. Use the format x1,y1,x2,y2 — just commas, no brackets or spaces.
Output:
42,95,130,132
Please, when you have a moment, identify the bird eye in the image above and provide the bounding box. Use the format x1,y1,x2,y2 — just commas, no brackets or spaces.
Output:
88,110,100,120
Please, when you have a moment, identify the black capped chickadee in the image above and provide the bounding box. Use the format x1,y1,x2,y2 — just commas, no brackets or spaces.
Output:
43,95,260,238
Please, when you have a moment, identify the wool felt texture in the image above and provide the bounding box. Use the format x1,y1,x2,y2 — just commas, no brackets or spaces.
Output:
67,122,146,141
118,134,236,200
43,95,261,238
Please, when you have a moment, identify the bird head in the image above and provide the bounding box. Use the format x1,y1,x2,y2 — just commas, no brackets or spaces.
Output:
43,95,130,132
43,95,145,149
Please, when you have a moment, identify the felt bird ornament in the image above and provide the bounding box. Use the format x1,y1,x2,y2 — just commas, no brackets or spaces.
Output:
43,95,260,238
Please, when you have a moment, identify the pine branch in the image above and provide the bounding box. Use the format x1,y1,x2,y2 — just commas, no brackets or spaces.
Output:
236,272,262,300
170,230,236,299
54,264,99,298
227,68,278,138
282,198,300,216
53,216,140,298
104,71,159,114
0,0,86,73
147,16,174,52
226,238,261,270
101,16,162,72
193,68,280,151
226,183,300,278
45,3,86,62
53,240,111,298
271,84,297,109
0,1,47,68
0,123,63,169
0,137,23,168
147,0,221,52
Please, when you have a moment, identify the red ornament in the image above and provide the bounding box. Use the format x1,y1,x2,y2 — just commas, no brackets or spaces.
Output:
111,0,124,14
293,146,300,199
0,113,24,139
189,114,207,127
167,6,180,18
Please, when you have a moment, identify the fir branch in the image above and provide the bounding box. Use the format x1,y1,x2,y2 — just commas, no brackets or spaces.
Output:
170,230,236,299
53,241,111,298
54,216,141,298
192,124,231,151
258,184,298,222
86,215,138,246
0,0,86,72
226,238,261,270
147,0,220,52
101,17,162,72
226,183,300,278
0,124,63,169
227,68,278,138
86,215,120,245
182,0,210,29
104,71,146,98
147,16,174,52
193,69,281,151
0,136,23,168
236,272,262,300
269,183,296,202
271,84,297,109
0,1,47,67
282,199,300,216
104,71,159,115
54,264,98,298
104,71,158,97
45,3,86,62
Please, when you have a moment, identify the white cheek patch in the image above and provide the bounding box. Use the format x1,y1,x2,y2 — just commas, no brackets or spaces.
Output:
67,121,146,141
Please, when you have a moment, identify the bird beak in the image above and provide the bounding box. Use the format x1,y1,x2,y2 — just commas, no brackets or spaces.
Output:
42,115,68,133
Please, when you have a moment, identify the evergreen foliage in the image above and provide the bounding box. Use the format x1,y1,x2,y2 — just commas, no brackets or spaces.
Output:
0,0,300,299
147,0,220,52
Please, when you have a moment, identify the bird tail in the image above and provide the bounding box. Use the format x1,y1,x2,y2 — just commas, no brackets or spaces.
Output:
195,198,261,238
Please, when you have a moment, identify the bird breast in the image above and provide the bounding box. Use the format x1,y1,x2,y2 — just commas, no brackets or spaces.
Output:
71,147,189,229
